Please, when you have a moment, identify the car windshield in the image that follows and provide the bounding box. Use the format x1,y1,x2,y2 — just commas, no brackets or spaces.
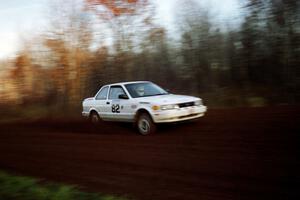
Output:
125,82,168,98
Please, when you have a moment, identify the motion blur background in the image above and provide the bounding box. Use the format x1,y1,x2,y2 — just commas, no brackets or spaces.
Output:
0,0,299,119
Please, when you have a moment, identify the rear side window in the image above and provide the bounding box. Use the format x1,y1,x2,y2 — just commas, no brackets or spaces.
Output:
96,86,109,100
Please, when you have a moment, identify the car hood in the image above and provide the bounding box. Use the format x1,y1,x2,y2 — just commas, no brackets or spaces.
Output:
137,94,200,105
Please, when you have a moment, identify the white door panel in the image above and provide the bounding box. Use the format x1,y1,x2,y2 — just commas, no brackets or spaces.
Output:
107,85,135,122
111,99,135,121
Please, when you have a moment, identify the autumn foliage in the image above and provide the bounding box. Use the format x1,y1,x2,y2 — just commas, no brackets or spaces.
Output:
85,0,146,18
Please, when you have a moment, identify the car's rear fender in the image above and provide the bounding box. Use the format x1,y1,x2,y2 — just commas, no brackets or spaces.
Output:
88,108,99,117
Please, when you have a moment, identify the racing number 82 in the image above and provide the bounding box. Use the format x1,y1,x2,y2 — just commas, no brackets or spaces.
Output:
112,104,120,113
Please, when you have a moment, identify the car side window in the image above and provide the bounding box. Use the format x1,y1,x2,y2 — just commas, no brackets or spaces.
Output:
108,86,126,100
95,86,109,100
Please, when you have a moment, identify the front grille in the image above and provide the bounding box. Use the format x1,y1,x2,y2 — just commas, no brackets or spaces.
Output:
178,101,195,108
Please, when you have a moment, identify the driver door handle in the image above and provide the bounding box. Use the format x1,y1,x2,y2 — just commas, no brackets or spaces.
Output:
106,102,110,105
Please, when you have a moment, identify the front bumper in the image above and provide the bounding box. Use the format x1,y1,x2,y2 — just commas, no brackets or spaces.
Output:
152,105,207,123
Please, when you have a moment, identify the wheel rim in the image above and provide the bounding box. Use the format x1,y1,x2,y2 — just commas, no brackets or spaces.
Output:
138,118,150,135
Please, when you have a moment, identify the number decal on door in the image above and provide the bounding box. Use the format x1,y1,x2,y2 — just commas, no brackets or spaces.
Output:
112,104,120,113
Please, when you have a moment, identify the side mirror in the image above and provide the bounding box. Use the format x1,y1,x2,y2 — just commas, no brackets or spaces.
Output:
119,94,129,99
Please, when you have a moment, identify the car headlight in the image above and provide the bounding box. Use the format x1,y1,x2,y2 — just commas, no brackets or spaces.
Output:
194,99,202,106
161,104,179,110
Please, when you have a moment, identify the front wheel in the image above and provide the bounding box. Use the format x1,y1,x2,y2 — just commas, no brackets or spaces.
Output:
137,113,156,135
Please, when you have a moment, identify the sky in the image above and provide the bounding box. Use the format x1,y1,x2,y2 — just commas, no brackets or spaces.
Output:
0,0,242,59
0,0,48,59
154,0,241,28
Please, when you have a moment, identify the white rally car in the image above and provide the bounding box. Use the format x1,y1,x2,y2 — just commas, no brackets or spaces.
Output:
82,81,207,135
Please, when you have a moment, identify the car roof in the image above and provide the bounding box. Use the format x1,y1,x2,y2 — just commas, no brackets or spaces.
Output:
105,81,151,87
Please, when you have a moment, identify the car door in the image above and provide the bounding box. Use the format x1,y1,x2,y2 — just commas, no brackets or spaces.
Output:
94,86,110,119
107,85,133,121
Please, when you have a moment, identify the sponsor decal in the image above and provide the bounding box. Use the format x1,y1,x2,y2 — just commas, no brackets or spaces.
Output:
139,102,150,104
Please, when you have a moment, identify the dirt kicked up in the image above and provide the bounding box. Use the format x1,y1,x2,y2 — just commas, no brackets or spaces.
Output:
0,106,299,200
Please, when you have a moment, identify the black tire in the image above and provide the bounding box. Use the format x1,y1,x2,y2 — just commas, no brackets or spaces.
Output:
137,113,156,135
89,111,101,125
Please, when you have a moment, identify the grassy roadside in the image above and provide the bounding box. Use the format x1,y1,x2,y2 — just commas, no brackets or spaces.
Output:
0,171,129,200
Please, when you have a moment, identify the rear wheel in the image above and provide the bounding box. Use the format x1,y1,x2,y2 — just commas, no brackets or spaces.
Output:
89,111,100,125
137,113,156,135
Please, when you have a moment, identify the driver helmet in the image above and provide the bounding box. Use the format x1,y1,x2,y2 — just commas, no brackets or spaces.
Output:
136,85,145,96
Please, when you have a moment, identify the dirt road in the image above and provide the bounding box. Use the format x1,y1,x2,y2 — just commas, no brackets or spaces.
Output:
0,107,299,200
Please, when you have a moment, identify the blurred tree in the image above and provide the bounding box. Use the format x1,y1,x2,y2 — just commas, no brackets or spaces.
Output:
85,0,149,52
10,51,47,104
143,27,174,86
11,53,31,103
176,0,216,93
87,46,111,95
241,0,300,102
85,0,167,84
267,0,300,102
45,0,93,106
240,0,268,86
